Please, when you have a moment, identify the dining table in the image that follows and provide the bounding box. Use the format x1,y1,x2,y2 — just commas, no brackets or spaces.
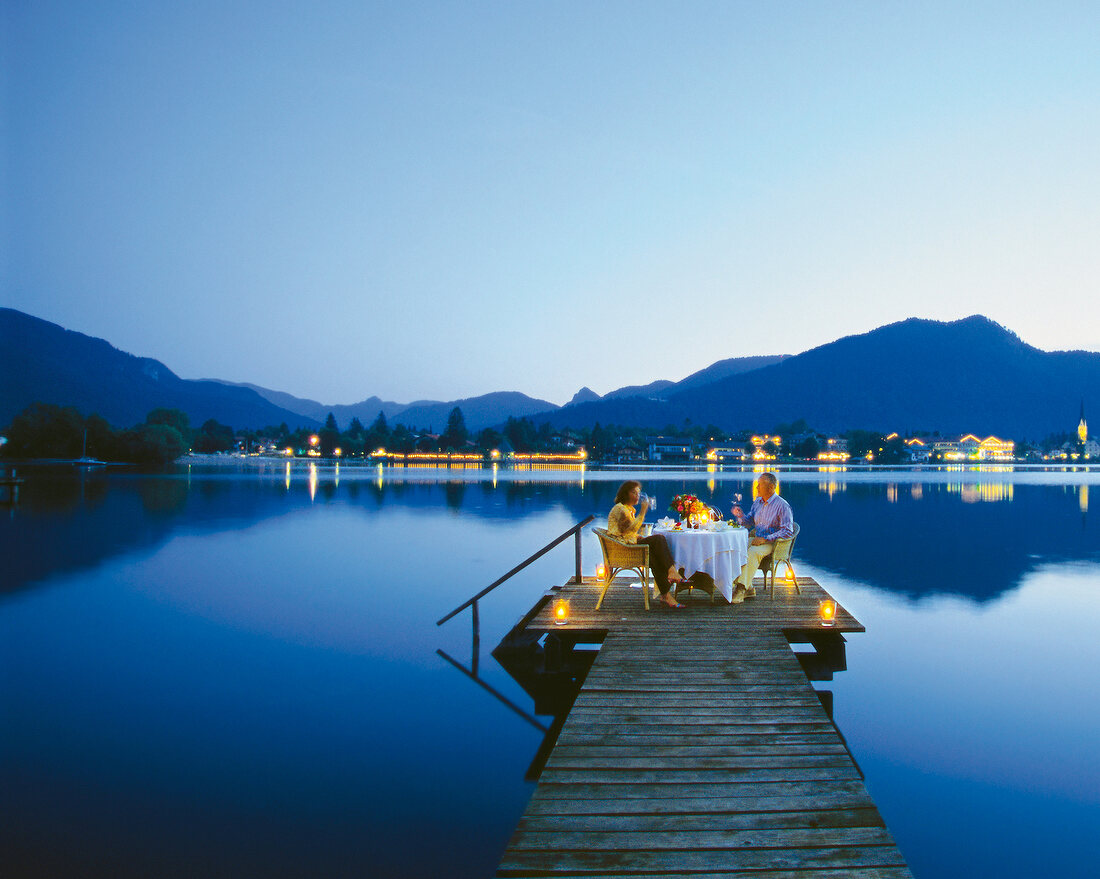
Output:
652,522,749,603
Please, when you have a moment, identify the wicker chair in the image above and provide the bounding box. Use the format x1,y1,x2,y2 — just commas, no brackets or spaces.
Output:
592,527,651,610
760,522,800,599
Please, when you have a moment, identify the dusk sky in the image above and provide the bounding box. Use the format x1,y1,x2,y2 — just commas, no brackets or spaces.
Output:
4,2,1099,406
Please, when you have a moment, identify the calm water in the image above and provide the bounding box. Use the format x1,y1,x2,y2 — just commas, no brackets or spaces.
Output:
2,462,1099,878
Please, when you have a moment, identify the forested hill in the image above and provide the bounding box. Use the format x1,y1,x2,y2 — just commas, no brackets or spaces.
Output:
534,316,1100,439
0,308,315,430
5,307,1097,438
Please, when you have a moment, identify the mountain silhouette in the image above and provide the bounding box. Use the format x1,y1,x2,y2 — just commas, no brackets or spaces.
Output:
4,309,1097,438
536,316,1100,439
0,308,316,430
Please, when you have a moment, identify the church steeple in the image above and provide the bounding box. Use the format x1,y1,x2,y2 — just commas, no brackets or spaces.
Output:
1079,400,1088,444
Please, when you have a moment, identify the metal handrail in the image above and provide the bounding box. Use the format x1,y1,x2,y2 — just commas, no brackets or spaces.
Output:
436,514,595,626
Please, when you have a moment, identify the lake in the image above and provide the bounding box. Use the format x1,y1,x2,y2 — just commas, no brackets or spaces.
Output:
2,462,1099,878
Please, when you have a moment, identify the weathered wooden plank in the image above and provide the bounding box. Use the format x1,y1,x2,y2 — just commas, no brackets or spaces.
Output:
498,845,910,872
516,808,887,832
565,707,830,721
550,748,849,761
498,868,913,879
530,779,872,800
555,730,843,746
571,698,824,710
543,755,856,771
579,678,815,688
506,825,897,851
539,767,863,784
523,793,879,815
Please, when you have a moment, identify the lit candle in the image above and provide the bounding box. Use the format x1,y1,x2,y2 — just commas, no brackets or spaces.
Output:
785,567,796,583
553,598,570,626
819,599,837,627
596,564,607,581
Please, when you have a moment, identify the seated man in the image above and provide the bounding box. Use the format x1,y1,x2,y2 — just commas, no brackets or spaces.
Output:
729,472,794,603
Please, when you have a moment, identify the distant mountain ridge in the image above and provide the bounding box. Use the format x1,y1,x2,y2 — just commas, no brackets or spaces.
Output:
0,308,315,430
3,308,1096,439
534,316,1100,439
212,382,409,427
215,381,558,434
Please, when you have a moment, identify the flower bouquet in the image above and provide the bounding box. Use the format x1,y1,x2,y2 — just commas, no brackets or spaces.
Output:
669,493,709,527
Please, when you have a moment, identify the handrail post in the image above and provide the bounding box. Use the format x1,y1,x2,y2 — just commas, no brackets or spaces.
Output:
573,527,583,584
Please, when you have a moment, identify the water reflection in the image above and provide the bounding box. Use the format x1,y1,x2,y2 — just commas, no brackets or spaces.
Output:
948,481,1013,503
822,561,1100,878
3,467,1099,605
4,466,1099,878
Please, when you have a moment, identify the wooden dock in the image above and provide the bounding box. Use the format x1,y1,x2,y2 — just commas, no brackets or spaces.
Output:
495,575,912,878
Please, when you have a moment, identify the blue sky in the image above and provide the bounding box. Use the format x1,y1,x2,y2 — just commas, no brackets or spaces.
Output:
4,2,1099,405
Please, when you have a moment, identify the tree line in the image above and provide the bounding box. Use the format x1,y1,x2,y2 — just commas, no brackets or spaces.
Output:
4,401,1068,465
2,404,195,465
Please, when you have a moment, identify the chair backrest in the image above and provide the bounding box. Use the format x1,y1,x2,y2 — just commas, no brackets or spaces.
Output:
593,526,648,567
771,521,799,562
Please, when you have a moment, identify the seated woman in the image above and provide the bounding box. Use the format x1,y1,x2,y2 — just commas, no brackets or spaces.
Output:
608,480,689,609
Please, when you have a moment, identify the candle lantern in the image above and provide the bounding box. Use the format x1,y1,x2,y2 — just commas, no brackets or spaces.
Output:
553,598,570,626
785,566,796,584
819,599,837,627
596,564,607,582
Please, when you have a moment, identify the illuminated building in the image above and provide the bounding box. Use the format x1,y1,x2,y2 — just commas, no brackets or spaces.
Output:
904,437,930,463
935,434,1015,462
510,450,588,463
646,437,693,462
706,447,751,463
817,437,848,462
747,434,781,462
750,434,782,450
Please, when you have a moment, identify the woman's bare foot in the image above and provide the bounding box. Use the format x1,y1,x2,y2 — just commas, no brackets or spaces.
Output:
667,565,692,584
660,592,684,608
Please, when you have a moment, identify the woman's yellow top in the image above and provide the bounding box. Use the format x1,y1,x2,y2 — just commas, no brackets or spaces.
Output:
608,502,644,543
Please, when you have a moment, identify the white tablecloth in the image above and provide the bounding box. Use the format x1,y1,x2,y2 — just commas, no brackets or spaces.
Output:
654,526,749,603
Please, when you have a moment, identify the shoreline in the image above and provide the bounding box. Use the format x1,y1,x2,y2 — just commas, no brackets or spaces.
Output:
7,453,1099,483
160,454,1100,486
176,452,1100,471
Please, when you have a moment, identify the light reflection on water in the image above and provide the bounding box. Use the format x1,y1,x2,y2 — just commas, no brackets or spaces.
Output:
2,464,1099,878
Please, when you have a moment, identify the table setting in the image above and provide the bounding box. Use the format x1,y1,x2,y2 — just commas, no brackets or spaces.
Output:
652,494,749,602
